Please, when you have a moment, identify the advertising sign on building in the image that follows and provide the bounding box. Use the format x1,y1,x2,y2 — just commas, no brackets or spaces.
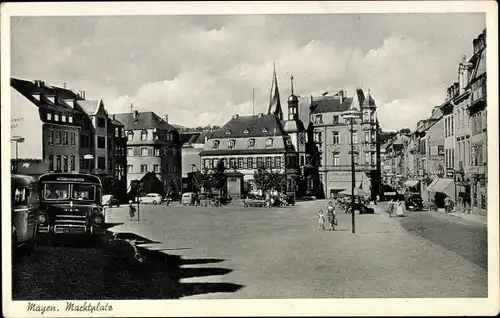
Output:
10,88,44,159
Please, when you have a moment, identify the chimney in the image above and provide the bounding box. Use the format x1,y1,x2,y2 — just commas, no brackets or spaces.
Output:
134,110,139,119
232,114,239,119
164,114,169,123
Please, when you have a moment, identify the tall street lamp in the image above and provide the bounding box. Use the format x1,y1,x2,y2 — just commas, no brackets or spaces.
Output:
11,136,25,173
190,164,196,192
342,94,362,234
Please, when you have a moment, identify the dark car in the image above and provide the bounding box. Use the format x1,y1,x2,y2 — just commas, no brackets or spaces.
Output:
103,195,120,208
405,193,424,211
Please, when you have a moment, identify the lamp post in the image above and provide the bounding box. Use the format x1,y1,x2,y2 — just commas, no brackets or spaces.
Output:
190,164,196,192
342,94,362,234
11,136,25,173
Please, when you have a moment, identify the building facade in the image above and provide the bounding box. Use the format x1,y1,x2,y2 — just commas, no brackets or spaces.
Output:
114,110,182,195
308,89,380,199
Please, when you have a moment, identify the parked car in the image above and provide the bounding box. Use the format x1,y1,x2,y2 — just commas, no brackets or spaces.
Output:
12,175,40,256
243,198,267,207
405,193,424,211
181,192,196,205
103,194,120,207
139,193,163,204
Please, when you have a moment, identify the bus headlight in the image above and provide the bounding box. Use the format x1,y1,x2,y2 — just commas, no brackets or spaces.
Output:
38,213,47,224
93,214,104,225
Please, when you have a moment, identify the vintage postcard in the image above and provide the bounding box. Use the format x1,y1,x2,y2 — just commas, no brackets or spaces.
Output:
1,1,498,317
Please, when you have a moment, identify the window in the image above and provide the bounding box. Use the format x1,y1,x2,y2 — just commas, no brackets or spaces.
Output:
238,158,244,169
141,130,148,141
261,128,267,133
97,117,106,128
56,155,61,171
70,156,75,171
314,131,322,142
314,115,323,124
48,155,54,171
243,129,249,134
97,157,106,170
333,115,339,124
115,127,119,137
265,157,272,168
365,153,370,165
364,131,370,143
363,111,369,122
68,116,73,123
371,130,376,142
48,130,53,145
43,183,69,200
247,139,255,148
274,157,281,169
225,130,232,135
252,157,258,169
47,113,52,121
266,138,273,148
257,157,263,168
333,153,340,166
228,140,235,150
54,114,59,121
61,131,68,145
56,131,61,144
213,140,220,150
127,165,133,173
80,156,84,169
154,148,160,156
351,130,358,144
371,153,376,165
332,131,340,144
127,131,134,141
153,164,159,173
166,133,172,141
127,147,134,157
141,147,148,156
97,136,106,149
300,155,305,166
140,164,148,173
70,132,76,146
62,115,66,122
245,157,251,169
230,158,236,168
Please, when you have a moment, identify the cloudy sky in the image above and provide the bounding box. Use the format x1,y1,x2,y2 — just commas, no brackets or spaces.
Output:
11,13,485,131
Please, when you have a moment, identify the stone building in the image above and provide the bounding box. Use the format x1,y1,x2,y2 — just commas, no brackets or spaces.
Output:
114,110,182,195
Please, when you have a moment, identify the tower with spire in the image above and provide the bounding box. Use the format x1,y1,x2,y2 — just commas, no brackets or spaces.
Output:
268,63,283,120
287,74,299,121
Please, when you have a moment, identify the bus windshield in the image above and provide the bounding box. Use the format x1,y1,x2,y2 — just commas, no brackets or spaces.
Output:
12,187,30,206
72,184,96,201
44,183,70,200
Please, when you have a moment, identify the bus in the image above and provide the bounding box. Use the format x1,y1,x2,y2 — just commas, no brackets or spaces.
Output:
37,173,107,242
11,174,39,255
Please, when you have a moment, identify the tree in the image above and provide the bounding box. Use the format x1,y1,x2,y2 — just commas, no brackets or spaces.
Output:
213,159,226,197
253,166,286,193
192,168,213,194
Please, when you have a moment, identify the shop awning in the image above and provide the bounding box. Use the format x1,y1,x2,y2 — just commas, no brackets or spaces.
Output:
404,180,419,188
427,178,455,198
339,188,370,197
327,172,371,193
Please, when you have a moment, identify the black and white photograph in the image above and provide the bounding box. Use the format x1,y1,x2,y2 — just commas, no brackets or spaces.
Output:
1,1,498,317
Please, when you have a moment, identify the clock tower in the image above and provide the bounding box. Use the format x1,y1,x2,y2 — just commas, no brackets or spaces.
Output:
284,74,306,163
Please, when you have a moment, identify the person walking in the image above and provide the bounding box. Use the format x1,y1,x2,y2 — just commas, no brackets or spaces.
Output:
128,200,136,221
444,196,451,213
318,210,326,230
327,201,336,231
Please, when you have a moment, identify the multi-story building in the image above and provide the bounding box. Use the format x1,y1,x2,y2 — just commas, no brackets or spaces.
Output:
10,78,127,195
308,88,380,199
181,130,212,193
199,67,310,198
467,29,487,216
114,110,182,195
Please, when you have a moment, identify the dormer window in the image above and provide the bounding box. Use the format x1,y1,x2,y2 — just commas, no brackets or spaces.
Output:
141,130,148,141
262,128,268,133
225,130,232,135
115,127,119,137
62,115,67,122
243,129,249,134
127,131,134,141
68,116,73,123
153,132,158,140
47,113,52,121
314,115,323,125
266,138,273,148
248,139,255,148
212,140,220,150
228,140,236,150
54,114,60,121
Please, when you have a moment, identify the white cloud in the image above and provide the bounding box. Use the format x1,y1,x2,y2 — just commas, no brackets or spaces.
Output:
11,14,485,130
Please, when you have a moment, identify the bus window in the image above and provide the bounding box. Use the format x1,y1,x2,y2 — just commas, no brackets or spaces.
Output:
12,187,29,206
44,184,70,200
72,184,96,201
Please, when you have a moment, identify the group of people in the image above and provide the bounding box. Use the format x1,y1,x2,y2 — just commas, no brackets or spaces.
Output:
318,201,338,231
386,199,406,218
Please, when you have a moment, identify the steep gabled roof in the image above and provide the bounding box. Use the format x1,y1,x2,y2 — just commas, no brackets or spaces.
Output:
210,113,286,139
311,96,354,114
76,100,101,116
113,111,177,131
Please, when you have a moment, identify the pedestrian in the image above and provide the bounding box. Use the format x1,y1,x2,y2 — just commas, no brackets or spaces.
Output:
444,196,450,213
318,210,326,230
327,201,336,231
388,199,394,218
128,200,136,221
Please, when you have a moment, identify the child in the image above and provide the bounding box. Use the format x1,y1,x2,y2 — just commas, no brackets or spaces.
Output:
318,210,326,230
